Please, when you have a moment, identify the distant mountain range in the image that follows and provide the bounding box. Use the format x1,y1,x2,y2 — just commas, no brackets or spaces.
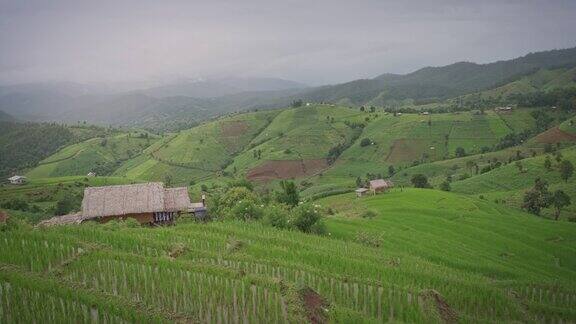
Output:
1,46,575,130
0,110,14,122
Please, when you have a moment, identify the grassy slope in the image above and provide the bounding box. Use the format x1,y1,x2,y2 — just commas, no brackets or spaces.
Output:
300,109,536,196
450,146,576,219
226,105,364,175
1,189,575,322
320,189,576,321
457,68,576,102
114,110,278,185
26,132,157,178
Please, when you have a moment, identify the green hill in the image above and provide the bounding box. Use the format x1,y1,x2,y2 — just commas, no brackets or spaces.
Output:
114,110,279,185
0,122,111,178
26,132,158,178
1,189,575,322
295,47,576,106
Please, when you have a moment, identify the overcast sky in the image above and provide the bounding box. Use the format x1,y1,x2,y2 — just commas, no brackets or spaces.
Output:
1,0,575,86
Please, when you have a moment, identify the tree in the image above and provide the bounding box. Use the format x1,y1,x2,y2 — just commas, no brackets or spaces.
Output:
465,160,475,171
439,180,451,191
291,99,303,108
388,165,395,177
355,176,362,187
522,178,552,215
555,152,563,163
55,196,76,216
411,174,431,188
559,160,574,183
359,138,371,147
276,181,299,207
515,161,523,173
455,147,466,157
551,190,571,220
544,156,552,171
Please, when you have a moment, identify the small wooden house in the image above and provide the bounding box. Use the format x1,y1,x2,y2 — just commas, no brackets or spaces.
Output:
80,182,202,225
369,179,393,195
7,175,26,185
355,188,368,197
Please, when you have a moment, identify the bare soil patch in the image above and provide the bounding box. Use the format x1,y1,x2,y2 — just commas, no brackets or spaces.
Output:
419,289,458,323
247,159,328,181
534,127,576,144
386,139,429,163
0,211,8,223
299,287,329,324
221,120,249,137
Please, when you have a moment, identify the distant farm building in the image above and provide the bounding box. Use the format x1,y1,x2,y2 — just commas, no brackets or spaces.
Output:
495,106,513,113
369,179,393,194
39,182,206,226
7,175,26,185
87,172,96,177
355,188,368,197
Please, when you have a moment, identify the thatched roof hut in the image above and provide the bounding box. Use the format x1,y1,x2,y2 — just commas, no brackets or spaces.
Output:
82,182,168,218
40,182,202,227
164,187,193,212
369,179,393,194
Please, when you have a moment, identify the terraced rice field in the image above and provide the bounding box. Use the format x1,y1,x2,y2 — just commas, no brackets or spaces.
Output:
1,190,575,322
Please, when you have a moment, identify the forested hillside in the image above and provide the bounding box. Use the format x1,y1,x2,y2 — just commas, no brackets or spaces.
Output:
0,122,111,178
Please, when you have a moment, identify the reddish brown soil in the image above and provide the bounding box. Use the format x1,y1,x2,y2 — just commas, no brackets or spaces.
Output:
0,211,9,223
299,287,329,324
386,139,429,163
534,127,576,144
419,290,458,324
221,120,249,137
247,159,328,181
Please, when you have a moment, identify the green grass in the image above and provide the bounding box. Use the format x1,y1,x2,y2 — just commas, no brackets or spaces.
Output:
26,133,157,178
1,189,575,322
115,111,277,184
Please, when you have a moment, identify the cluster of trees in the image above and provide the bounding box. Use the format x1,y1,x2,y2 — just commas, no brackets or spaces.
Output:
510,88,576,110
252,149,263,159
522,178,571,220
291,99,304,108
209,180,326,234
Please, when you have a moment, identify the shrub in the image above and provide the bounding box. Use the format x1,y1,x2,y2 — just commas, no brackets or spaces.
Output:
455,147,466,157
228,179,254,191
0,199,30,211
220,187,259,210
360,138,371,147
291,204,323,234
440,181,451,191
361,210,377,219
355,231,383,248
54,196,76,215
411,174,431,188
231,200,263,221
262,205,290,229
276,181,299,207
309,221,327,235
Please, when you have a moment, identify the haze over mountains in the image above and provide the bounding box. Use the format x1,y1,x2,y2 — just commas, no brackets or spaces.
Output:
1,46,576,130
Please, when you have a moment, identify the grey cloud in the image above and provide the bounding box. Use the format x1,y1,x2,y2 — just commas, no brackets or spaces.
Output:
0,0,575,85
